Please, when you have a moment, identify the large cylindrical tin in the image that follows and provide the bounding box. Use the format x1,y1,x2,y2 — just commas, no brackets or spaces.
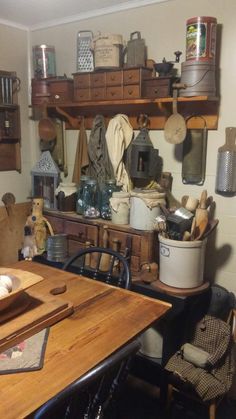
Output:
186,16,217,62
33,45,56,79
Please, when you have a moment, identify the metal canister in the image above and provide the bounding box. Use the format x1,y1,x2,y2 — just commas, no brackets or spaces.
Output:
186,16,217,62
33,44,56,79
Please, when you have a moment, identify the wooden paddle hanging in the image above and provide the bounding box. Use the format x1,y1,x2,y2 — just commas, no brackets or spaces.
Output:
164,89,187,144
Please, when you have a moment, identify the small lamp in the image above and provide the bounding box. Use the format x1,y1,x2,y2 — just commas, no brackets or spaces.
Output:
31,151,60,209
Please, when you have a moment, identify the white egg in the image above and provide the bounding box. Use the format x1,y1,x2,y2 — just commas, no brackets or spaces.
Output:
0,275,13,292
0,286,9,299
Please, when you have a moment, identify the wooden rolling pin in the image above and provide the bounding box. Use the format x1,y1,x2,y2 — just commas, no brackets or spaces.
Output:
195,190,209,227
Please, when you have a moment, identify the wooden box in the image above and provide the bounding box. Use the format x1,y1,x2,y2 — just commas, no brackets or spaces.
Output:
142,76,175,98
48,79,74,103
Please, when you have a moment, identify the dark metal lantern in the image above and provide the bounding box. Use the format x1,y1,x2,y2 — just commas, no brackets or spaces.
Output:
130,127,159,179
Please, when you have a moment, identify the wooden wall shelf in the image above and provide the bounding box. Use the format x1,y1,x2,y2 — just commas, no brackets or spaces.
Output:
44,96,219,130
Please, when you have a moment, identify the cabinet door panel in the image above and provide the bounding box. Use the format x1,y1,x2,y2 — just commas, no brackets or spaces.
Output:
106,229,141,256
45,215,64,233
68,239,85,256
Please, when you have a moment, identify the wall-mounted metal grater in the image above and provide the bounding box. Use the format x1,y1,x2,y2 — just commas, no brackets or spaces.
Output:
76,31,94,72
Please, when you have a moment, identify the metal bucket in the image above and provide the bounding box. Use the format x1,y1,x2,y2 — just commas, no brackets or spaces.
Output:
47,234,68,262
180,60,216,97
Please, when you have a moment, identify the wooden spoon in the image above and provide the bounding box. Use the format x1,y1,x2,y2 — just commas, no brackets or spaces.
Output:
195,190,209,227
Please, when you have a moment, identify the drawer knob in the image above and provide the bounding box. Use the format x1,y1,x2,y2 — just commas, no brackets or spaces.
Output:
55,94,60,99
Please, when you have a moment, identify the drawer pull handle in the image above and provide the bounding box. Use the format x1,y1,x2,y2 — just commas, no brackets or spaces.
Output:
55,94,60,99
128,90,133,95
128,74,133,79
154,89,158,94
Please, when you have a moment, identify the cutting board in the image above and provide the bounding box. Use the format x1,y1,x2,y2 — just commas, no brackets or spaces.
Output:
0,277,73,353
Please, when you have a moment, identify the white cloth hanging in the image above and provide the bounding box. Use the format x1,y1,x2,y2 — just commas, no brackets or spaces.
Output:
105,114,133,192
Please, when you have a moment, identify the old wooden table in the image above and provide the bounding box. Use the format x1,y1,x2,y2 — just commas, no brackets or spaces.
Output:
0,261,171,419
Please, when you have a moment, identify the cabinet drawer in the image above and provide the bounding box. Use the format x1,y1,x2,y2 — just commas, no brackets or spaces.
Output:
74,88,91,101
91,87,106,100
64,220,99,245
45,215,64,233
142,85,170,98
123,84,141,99
73,73,90,88
106,86,123,100
123,68,152,85
49,80,74,102
90,72,106,87
106,71,122,86
49,91,73,103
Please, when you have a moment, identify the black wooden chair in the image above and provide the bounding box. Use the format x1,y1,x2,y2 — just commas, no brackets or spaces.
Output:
62,247,131,290
33,339,140,419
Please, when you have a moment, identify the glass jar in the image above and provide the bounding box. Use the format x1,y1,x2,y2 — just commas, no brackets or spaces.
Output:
76,175,90,215
83,179,100,218
100,179,118,220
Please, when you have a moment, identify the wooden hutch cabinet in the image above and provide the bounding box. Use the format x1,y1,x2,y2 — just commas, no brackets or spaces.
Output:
44,210,158,276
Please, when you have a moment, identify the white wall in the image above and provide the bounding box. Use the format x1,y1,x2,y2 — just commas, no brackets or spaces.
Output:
29,0,236,294
0,24,33,202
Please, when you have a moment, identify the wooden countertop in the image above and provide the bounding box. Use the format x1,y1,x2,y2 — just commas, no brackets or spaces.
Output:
0,261,170,419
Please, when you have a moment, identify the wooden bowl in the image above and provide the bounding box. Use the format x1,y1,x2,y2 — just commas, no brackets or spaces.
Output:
0,275,23,312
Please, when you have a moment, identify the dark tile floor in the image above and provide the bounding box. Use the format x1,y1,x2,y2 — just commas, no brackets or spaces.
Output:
114,375,236,419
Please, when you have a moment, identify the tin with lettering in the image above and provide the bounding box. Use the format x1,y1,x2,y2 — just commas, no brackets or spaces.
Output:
33,44,56,79
186,16,217,62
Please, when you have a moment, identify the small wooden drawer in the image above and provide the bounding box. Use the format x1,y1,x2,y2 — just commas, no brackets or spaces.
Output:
64,220,99,245
106,86,123,100
73,73,90,88
91,87,106,100
106,70,123,86
123,84,141,99
48,80,74,103
142,77,173,98
123,68,152,85
74,88,91,101
90,72,106,87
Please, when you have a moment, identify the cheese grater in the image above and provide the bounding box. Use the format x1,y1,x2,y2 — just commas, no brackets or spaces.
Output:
215,127,236,194
76,31,94,72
